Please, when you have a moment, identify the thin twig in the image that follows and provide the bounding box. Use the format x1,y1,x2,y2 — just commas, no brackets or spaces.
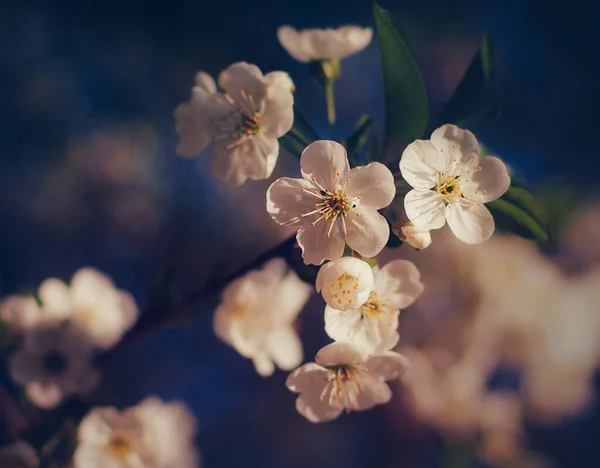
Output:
100,235,298,362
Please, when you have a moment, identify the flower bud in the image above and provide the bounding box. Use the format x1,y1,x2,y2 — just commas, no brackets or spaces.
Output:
315,257,374,311
394,222,432,251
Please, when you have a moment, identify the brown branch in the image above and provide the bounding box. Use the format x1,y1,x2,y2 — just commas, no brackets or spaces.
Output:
99,235,298,363
0,385,29,438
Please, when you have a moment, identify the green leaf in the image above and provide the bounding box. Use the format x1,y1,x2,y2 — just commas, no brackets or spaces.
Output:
373,2,428,146
468,101,501,135
279,134,305,159
293,106,320,142
432,31,495,131
501,186,548,230
487,198,549,243
345,114,375,165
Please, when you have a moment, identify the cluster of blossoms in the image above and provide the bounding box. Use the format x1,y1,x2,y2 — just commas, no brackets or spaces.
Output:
382,227,600,465
0,19,524,467
175,24,512,424
73,397,198,468
1,268,139,408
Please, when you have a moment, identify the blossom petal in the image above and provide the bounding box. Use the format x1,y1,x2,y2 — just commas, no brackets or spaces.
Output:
344,206,390,258
335,26,373,59
261,85,294,138
430,124,479,165
268,327,303,371
218,62,266,102
353,379,392,410
194,71,217,94
211,134,278,187
445,202,495,244
404,189,446,230
315,342,367,367
378,260,424,309
38,278,73,318
9,350,38,385
252,354,275,377
266,177,320,227
277,26,312,62
296,383,343,423
286,362,328,391
346,162,395,209
264,71,295,92
296,220,345,265
365,352,411,381
71,268,112,306
276,273,312,322
470,156,510,202
324,306,399,355
26,382,63,409
399,140,442,188
300,141,350,188
174,101,212,158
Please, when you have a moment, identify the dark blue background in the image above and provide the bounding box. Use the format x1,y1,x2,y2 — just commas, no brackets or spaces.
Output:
0,0,599,467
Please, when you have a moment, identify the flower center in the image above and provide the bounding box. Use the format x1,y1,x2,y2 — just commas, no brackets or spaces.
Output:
212,89,262,150
229,302,248,321
360,293,388,320
329,272,360,308
300,176,359,238
77,305,97,326
107,436,132,460
321,364,368,409
435,173,463,204
42,351,67,374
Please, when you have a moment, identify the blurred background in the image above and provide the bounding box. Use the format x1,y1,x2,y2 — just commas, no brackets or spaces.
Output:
1,0,599,466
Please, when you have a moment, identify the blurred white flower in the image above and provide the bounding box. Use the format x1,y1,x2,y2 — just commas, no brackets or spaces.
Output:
9,323,99,408
174,72,218,159
395,222,432,251
286,342,409,423
74,396,199,468
277,26,373,62
324,260,423,354
39,268,139,350
267,141,395,265
0,441,39,468
400,124,510,244
521,270,600,422
316,257,374,311
560,203,600,271
175,62,295,187
0,297,45,333
214,258,311,376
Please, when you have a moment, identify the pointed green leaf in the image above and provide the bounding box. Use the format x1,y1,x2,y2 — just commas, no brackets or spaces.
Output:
345,114,375,165
432,32,495,130
501,186,548,231
487,199,549,243
373,2,428,146
279,134,305,159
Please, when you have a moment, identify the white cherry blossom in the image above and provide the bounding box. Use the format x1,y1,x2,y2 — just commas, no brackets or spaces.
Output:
39,268,139,350
316,257,374,311
214,258,311,376
74,397,199,468
0,296,46,333
286,342,409,423
9,322,99,408
324,260,423,354
400,124,510,244
267,140,395,265
277,26,373,62
175,62,295,187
